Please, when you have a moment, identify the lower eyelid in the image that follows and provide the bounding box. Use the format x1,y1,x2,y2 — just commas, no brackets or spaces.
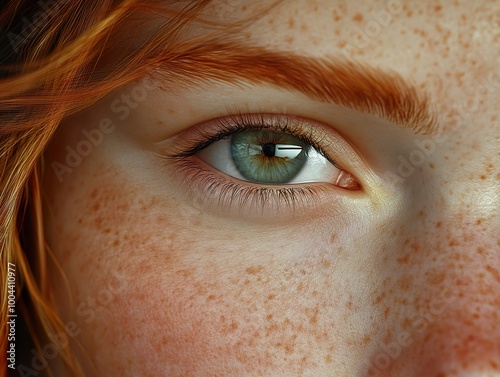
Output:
165,153,363,220
168,157,330,213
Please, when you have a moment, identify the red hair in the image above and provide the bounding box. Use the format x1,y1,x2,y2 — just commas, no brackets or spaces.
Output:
0,1,218,375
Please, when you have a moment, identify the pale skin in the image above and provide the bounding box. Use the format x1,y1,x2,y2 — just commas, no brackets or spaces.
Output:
41,0,499,376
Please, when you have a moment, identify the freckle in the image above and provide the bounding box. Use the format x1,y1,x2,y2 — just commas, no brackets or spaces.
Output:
321,259,332,268
402,317,412,329
480,174,486,180
435,221,442,228
336,40,346,49
332,10,342,22
449,238,459,247
306,306,319,324
397,253,410,265
207,294,215,301
299,356,308,366
90,189,98,199
325,354,332,363
475,219,483,225
353,13,363,22
294,282,303,294
93,216,103,227
434,5,442,12
373,292,386,304
485,265,500,283
176,269,192,277
112,239,120,247
267,294,275,300
399,276,411,291
288,18,295,28
246,265,264,275
428,162,435,169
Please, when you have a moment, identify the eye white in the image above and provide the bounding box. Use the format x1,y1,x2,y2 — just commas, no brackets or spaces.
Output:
197,137,341,184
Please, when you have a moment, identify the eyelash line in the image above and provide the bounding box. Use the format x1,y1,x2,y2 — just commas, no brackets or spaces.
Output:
165,112,341,170
170,157,328,212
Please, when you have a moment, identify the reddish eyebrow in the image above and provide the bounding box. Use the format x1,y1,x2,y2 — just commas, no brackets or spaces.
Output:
155,42,438,135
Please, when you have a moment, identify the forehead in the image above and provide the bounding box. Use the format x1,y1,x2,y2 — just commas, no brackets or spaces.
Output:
207,0,500,58
197,0,500,122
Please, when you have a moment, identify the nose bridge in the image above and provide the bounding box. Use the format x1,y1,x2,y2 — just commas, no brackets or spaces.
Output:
374,143,500,375
433,187,499,252
411,120,500,247
439,163,500,228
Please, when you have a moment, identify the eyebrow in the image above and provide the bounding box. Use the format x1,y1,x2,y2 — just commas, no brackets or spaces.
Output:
157,42,438,135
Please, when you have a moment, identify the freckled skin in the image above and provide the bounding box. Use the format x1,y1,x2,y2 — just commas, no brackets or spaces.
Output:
43,1,499,376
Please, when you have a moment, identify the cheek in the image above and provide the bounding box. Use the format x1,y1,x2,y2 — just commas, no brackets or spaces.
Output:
44,161,372,376
43,153,500,376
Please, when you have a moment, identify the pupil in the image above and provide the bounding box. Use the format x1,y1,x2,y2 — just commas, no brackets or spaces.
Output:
262,143,276,157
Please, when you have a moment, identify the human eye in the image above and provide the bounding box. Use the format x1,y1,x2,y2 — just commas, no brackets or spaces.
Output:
163,113,362,213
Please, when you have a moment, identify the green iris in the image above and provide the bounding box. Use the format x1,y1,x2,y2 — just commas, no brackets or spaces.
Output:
230,130,309,184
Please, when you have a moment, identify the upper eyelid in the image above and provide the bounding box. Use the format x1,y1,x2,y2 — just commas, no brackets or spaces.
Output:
165,112,342,169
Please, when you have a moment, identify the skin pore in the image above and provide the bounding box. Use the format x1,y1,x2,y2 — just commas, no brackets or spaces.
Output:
42,0,499,376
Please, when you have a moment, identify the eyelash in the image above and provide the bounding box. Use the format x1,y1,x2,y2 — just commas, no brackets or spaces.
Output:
169,112,338,167
163,113,350,211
